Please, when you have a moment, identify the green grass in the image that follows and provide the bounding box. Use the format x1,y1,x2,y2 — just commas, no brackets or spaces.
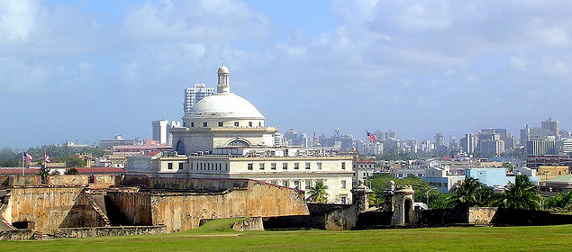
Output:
2,222,572,251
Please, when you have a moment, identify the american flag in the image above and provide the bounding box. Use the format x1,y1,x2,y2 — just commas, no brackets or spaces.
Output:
44,153,51,163
313,131,317,144
24,152,32,163
367,131,378,142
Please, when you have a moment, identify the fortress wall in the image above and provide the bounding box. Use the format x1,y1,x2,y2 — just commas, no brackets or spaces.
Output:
121,175,250,191
3,187,84,234
149,181,309,232
48,175,89,185
106,191,153,226
59,191,109,229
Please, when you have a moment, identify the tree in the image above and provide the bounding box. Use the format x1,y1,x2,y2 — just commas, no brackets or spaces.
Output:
448,177,494,208
502,162,514,173
36,167,50,184
0,148,20,167
367,173,434,205
545,191,572,211
498,175,542,210
65,167,80,175
308,181,329,203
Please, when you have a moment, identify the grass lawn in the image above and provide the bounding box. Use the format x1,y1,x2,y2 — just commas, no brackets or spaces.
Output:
2,220,572,252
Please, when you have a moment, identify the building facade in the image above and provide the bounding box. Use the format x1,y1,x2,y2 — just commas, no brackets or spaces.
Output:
184,83,215,114
129,65,353,203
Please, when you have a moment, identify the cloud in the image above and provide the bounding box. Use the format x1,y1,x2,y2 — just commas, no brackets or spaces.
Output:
124,0,271,42
0,0,112,57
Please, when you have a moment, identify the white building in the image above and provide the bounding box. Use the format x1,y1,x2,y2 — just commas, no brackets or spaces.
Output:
129,65,353,204
153,120,180,145
152,120,168,145
184,83,215,114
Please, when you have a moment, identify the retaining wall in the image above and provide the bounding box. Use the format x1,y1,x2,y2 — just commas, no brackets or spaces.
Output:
54,225,166,239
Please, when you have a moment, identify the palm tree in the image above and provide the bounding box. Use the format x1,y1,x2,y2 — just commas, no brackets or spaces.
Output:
499,175,542,210
308,181,329,204
448,177,494,208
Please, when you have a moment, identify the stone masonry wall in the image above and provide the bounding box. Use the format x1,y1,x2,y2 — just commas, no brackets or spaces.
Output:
2,187,84,234
48,175,89,186
1,187,109,234
106,191,153,226
149,180,308,232
468,207,498,225
54,225,166,239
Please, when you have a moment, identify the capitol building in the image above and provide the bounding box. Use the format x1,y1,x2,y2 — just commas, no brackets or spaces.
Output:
127,66,353,204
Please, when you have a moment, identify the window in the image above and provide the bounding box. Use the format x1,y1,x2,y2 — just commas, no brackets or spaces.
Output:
294,163,299,170
218,122,223,127
259,163,265,170
203,122,207,127
249,122,252,127
271,163,277,170
317,162,322,170
341,162,346,170
247,163,253,170
283,163,288,170
341,196,347,204
294,181,300,189
283,181,289,188
190,122,194,127
341,180,347,189
178,163,183,170
305,180,312,190
305,162,311,170
234,122,239,127
168,163,173,170
259,122,262,127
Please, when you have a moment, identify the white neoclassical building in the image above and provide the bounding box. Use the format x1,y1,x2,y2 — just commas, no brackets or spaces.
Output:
128,65,353,204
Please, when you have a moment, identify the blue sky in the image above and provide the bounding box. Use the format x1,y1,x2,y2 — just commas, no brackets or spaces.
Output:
1,0,572,149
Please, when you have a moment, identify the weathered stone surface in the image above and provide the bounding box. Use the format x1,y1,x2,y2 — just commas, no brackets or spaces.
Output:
232,217,264,231
54,225,166,239
0,230,35,240
108,179,308,233
1,187,109,234
48,175,89,186
468,207,498,225
325,205,357,231
9,176,41,186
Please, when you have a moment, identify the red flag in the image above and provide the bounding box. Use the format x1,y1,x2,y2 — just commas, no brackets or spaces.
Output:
44,154,51,163
24,152,32,163
367,131,378,142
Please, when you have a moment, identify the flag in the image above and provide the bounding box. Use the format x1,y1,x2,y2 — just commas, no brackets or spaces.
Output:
313,131,317,144
24,152,32,163
367,131,378,142
44,153,51,163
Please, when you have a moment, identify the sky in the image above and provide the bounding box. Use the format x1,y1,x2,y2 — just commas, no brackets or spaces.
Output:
2,0,572,149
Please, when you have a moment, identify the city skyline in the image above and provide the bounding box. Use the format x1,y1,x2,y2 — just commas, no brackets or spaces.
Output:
2,0,572,149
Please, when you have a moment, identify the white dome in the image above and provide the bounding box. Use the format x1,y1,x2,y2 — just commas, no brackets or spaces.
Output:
218,65,229,74
188,93,264,119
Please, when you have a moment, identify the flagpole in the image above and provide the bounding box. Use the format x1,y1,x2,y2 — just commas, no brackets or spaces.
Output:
21,152,24,176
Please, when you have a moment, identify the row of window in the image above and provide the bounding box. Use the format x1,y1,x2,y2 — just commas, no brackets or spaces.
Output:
167,163,184,170
166,162,229,172
268,179,347,190
247,162,346,171
185,121,262,127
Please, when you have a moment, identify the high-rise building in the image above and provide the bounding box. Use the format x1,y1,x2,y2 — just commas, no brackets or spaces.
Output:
542,118,560,140
184,83,214,114
152,120,180,145
152,120,169,145
435,132,444,147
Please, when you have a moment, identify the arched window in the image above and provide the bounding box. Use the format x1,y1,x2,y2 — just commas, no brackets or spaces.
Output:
176,140,186,155
227,140,250,147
